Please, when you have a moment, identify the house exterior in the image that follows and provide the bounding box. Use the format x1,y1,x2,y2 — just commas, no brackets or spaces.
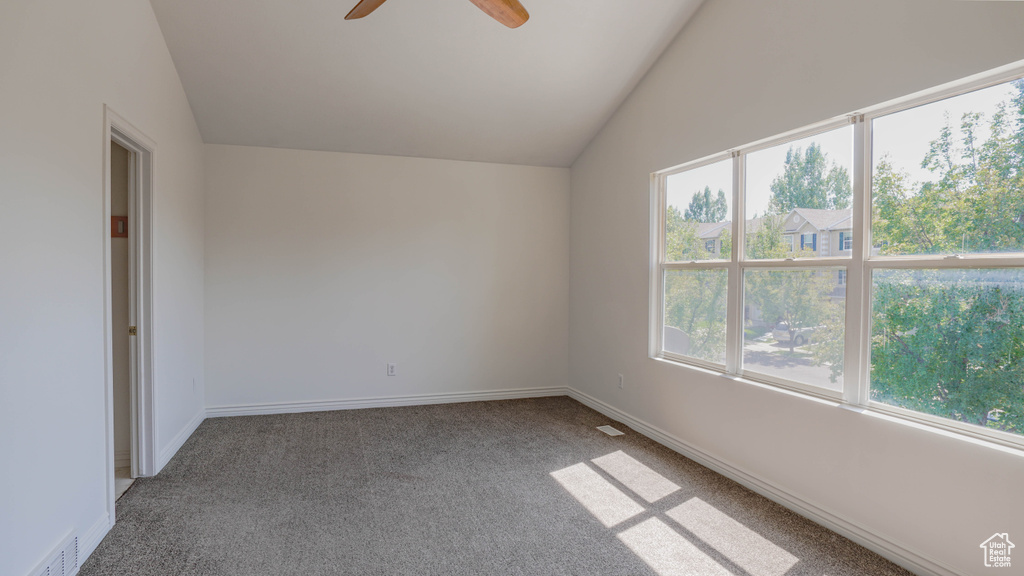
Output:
691,208,853,330
696,221,731,256
782,208,853,258
698,208,853,260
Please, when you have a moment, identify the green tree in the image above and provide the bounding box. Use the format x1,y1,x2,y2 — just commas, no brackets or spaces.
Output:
664,270,729,363
746,214,790,260
684,186,729,223
872,270,1024,434
745,268,841,356
665,206,703,261
873,81,1024,256
869,79,1024,433
744,143,847,379
666,205,731,261
768,143,851,214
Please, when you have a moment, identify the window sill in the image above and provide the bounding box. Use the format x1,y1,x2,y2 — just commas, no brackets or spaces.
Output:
652,355,841,408
651,354,1024,456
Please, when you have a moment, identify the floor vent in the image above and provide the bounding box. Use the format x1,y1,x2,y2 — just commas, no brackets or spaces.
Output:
597,425,625,436
33,535,78,576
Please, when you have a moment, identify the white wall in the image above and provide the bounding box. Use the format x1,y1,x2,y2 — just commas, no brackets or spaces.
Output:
0,0,206,574
569,1,1024,575
204,145,569,410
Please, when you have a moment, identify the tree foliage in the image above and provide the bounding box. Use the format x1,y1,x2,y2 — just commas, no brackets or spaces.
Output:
874,83,1024,256
685,186,729,223
869,79,1024,434
664,270,729,363
872,270,1024,434
768,143,852,214
746,214,793,260
744,146,846,380
665,205,731,262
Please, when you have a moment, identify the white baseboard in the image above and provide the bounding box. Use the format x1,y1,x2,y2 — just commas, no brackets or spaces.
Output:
205,386,570,418
74,512,113,575
156,409,206,472
566,387,962,576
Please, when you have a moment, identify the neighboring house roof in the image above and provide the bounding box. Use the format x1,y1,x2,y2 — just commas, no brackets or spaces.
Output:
789,208,852,232
745,216,773,235
692,208,852,240
696,221,730,239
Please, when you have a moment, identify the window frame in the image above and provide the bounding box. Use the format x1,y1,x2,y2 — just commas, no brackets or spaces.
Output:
650,59,1024,451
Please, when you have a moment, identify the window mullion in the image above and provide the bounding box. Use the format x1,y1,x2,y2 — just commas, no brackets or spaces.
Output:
725,151,745,375
845,115,871,406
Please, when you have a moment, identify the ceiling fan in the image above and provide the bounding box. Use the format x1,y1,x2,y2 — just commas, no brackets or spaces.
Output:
345,0,530,28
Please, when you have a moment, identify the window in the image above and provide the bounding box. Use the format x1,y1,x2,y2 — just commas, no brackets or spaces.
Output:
840,232,853,251
871,269,1024,433
744,268,846,391
653,66,1024,447
745,127,853,261
868,77,1024,441
663,270,728,366
665,159,731,263
659,157,732,369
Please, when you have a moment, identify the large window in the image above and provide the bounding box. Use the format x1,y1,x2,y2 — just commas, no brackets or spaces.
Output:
653,66,1024,447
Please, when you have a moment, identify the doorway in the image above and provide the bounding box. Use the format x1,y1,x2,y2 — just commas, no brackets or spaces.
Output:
110,140,134,499
104,106,156,520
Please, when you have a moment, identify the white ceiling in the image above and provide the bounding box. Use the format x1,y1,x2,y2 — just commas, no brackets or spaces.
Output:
149,0,703,167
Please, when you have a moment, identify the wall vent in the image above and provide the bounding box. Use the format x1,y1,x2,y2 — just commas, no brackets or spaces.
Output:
32,535,78,576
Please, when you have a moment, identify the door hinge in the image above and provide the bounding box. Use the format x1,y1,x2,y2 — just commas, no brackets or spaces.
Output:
129,326,137,336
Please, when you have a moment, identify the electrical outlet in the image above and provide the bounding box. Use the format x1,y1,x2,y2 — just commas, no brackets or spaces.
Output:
618,374,624,389
387,363,397,377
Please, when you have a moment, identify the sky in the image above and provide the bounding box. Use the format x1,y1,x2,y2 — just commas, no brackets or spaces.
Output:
873,81,1015,185
666,79,1017,223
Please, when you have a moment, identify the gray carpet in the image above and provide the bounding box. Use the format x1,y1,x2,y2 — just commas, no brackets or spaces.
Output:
81,397,913,575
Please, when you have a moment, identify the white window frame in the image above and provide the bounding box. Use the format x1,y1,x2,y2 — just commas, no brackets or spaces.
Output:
650,59,1024,451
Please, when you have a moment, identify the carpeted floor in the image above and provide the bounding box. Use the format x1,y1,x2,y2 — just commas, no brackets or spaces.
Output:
81,397,913,576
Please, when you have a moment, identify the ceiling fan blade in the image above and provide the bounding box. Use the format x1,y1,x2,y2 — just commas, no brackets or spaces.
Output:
345,0,389,20
466,0,530,28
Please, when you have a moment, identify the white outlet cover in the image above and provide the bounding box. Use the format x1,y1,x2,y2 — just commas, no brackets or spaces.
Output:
597,425,625,436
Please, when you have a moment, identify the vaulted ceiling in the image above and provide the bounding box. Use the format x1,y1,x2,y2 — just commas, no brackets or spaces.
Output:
149,0,703,167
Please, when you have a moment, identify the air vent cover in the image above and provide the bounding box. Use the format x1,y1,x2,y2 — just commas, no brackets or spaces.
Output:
597,425,625,436
33,535,78,576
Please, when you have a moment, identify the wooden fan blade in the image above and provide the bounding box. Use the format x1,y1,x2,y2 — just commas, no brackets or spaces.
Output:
345,0,389,20
466,0,530,28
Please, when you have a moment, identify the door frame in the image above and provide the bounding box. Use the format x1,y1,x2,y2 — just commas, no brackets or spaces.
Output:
102,105,156,520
